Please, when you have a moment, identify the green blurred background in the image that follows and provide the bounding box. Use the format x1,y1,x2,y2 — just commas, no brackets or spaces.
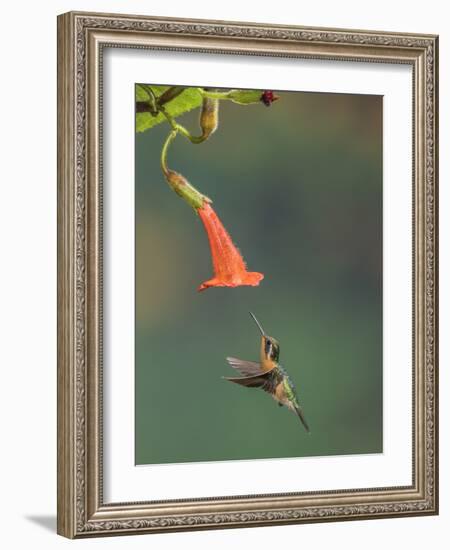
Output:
135,87,382,465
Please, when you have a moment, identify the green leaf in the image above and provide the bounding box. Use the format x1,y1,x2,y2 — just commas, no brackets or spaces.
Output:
136,85,203,133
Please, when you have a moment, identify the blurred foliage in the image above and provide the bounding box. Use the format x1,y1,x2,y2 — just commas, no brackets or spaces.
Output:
135,86,383,465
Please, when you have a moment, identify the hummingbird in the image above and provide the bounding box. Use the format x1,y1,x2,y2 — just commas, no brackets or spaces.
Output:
223,312,310,433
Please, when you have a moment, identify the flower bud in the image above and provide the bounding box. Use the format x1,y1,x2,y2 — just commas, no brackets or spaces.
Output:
260,90,280,106
199,97,219,139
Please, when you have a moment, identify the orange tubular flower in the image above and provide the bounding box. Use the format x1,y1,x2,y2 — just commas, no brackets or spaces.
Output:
197,202,264,291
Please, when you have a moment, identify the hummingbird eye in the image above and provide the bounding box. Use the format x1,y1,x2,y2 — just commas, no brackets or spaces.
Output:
265,340,272,353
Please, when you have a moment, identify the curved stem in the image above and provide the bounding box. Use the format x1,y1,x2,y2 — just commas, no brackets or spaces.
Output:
160,129,211,210
140,84,158,115
159,106,206,144
160,130,177,177
177,125,206,144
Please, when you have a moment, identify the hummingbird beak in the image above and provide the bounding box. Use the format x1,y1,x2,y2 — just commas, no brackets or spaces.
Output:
249,312,265,336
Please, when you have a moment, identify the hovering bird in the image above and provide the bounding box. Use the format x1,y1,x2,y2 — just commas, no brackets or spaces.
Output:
223,312,310,433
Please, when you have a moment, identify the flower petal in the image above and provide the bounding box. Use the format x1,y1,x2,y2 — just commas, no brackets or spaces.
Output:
197,203,264,291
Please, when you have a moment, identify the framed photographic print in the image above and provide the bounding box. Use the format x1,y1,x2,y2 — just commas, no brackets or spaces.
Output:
57,11,439,538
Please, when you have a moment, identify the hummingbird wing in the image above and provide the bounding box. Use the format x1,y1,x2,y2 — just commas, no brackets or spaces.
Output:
223,370,277,393
226,357,265,376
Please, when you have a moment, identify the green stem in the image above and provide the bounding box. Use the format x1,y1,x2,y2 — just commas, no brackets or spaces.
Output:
160,130,211,210
140,84,158,115
177,126,206,144
160,130,177,177
160,106,207,144
198,90,233,101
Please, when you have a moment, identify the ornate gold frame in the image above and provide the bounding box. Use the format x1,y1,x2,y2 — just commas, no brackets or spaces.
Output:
57,11,439,538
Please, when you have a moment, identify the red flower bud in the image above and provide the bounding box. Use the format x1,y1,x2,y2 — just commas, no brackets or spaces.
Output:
260,90,280,107
197,203,264,291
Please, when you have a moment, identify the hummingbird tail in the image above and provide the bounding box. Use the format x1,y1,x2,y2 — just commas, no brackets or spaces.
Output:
294,405,310,434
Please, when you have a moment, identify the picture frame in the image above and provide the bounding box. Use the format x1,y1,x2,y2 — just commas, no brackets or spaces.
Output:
57,10,439,538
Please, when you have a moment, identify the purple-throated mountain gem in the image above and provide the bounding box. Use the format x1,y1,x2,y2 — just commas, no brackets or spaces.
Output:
223,312,310,433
